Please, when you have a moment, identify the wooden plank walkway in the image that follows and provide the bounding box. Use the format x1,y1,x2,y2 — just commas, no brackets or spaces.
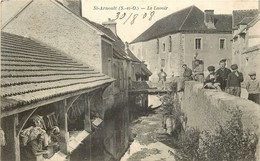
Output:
128,88,169,95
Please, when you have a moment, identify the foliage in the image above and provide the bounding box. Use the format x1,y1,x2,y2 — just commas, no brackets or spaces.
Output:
174,108,258,161
173,127,201,161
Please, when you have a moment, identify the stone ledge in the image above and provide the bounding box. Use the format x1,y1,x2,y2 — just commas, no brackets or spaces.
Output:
182,81,260,160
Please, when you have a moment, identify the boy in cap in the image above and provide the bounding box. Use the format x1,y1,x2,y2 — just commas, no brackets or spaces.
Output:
216,59,231,91
226,64,244,97
204,66,221,90
246,71,260,104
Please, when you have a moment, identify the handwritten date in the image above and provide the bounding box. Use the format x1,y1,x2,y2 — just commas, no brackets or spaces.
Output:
112,11,155,25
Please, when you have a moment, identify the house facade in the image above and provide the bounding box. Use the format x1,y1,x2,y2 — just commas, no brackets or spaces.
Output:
130,6,232,82
231,9,260,83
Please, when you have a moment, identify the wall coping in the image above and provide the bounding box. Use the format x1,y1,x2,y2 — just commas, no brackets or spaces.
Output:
186,81,260,111
183,81,260,160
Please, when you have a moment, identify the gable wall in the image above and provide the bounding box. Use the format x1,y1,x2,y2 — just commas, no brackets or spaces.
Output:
3,0,103,71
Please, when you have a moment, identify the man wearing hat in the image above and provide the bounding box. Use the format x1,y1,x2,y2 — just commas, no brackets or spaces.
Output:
204,66,221,90
226,64,244,97
246,71,260,104
216,59,231,91
178,64,193,91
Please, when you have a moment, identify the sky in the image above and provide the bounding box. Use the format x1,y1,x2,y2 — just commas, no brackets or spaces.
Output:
1,0,259,42
82,0,259,42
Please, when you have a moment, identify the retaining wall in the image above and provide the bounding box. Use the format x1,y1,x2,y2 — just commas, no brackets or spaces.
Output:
181,81,260,160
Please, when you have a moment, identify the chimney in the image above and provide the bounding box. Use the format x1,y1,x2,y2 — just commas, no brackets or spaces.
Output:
62,0,82,16
102,18,117,36
204,10,216,29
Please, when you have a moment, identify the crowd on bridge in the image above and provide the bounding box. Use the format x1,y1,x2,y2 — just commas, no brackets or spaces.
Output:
157,59,260,105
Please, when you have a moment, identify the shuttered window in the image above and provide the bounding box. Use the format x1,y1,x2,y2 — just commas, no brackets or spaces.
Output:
169,36,172,52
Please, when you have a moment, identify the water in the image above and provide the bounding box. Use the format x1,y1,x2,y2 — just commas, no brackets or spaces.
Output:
70,94,164,161
70,103,130,161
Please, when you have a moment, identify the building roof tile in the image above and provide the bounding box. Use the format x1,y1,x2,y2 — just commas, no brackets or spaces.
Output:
1,32,114,112
232,9,259,29
131,5,232,43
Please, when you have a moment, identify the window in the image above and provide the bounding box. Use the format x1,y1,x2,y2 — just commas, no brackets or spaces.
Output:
162,43,166,52
161,59,165,67
168,36,172,52
195,38,202,49
156,39,159,54
220,39,225,49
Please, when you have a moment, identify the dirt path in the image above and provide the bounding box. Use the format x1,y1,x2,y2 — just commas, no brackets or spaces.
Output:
120,108,176,161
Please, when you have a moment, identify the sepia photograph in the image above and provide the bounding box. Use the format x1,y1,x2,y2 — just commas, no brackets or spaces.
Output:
0,0,260,160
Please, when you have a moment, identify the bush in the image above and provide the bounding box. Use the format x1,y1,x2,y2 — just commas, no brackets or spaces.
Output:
173,127,201,161
174,108,258,161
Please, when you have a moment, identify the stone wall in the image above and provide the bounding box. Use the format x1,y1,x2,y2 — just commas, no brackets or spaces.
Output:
130,33,183,82
3,0,102,72
184,33,232,70
181,81,260,159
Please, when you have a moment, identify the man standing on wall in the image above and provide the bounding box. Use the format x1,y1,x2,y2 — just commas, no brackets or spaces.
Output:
215,59,231,91
182,64,193,81
193,59,204,83
226,64,244,97
177,64,193,92
158,69,167,90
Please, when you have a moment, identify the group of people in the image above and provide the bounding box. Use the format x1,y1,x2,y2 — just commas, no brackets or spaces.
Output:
158,59,260,104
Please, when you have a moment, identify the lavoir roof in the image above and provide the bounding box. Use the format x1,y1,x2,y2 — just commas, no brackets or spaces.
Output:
1,32,114,114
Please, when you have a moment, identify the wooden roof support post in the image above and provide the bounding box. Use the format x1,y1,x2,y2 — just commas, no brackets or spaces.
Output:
84,94,91,133
57,99,69,155
2,114,20,161
100,88,105,119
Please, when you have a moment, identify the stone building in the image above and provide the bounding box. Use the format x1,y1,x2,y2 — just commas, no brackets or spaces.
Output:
1,0,152,159
0,32,114,161
1,0,129,159
130,5,232,82
231,9,259,83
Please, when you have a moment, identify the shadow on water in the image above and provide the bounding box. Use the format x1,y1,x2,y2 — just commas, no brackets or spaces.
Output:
70,94,162,161
70,102,130,161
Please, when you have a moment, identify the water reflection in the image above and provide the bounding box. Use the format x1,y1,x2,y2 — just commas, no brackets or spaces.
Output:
70,102,129,161
70,94,162,161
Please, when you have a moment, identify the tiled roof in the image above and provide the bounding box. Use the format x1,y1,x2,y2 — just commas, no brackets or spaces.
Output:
243,44,260,54
232,9,258,29
141,63,152,76
238,17,255,25
232,13,260,39
131,5,232,43
81,18,131,60
127,49,141,63
1,32,114,112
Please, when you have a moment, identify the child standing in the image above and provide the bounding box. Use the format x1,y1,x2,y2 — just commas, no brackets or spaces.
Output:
246,71,260,104
226,64,244,97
